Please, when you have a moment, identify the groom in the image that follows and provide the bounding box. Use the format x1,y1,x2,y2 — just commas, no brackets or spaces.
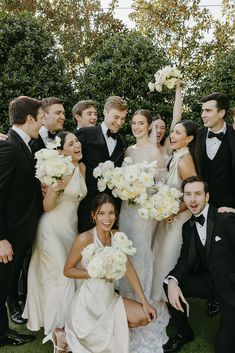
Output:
163,176,235,353
76,96,128,233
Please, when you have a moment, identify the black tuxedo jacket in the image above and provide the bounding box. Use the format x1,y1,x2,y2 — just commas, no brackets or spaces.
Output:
29,134,45,155
0,129,42,243
75,125,127,195
168,206,235,308
196,124,235,198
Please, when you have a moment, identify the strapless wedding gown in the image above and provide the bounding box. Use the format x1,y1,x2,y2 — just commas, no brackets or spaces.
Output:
65,228,129,353
23,167,87,334
119,173,169,353
152,147,191,301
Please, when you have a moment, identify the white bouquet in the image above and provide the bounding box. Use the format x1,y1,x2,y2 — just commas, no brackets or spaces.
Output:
35,136,74,186
138,184,182,221
82,232,136,281
93,158,157,203
148,66,182,92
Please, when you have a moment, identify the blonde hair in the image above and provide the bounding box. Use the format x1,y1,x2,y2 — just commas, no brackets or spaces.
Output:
103,96,128,113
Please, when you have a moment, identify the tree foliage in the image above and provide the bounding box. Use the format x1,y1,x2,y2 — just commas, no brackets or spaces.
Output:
130,0,235,82
0,11,75,132
0,0,126,78
76,30,177,140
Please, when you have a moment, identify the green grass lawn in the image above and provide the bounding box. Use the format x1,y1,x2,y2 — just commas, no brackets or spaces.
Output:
0,298,218,353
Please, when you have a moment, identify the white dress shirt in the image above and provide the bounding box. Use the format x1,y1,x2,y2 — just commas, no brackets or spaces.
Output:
12,126,31,152
206,123,226,160
101,122,117,156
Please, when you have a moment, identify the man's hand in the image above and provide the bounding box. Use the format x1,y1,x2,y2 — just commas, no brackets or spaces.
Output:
0,239,14,263
168,279,188,313
0,133,8,141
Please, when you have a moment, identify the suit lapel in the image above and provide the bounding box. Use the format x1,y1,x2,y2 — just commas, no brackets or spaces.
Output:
95,126,110,160
205,206,216,261
187,225,197,269
110,133,126,163
9,129,35,174
226,124,235,170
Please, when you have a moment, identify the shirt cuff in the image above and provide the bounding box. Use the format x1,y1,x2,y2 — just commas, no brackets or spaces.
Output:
164,276,179,285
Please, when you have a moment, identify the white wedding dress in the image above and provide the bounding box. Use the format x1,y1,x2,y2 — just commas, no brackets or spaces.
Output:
23,167,87,334
152,147,191,301
119,177,169,353
65,227,129,353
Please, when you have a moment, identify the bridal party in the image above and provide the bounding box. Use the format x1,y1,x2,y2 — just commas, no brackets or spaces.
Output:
0,84,235,353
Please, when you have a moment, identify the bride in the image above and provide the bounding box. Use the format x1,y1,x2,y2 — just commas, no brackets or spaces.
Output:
119,110,169,353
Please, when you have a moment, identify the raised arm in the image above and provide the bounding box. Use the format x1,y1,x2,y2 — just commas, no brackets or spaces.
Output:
170,81,183,132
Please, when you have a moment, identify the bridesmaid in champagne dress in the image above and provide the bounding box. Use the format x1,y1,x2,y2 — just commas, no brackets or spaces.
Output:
152,120,198,302
23,132,87,348
63,193,156,353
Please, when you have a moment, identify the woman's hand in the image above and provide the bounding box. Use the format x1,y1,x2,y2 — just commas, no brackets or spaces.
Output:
142,302,157,322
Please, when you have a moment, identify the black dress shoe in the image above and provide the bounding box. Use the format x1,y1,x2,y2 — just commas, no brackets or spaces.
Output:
7,329,36,343
207,299,220,317
10,311,27,324
163,334,194,353
0,336,24,347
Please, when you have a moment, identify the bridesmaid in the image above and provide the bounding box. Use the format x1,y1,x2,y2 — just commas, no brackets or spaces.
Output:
152,120,198,302
63,193,156,353
152,81,183,163
23,132,87,349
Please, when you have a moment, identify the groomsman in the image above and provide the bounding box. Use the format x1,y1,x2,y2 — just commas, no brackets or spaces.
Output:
6,96,65,324
72,100,97,130
163,176,235,353
76,96,128,233
0,96,44,346
196,92,235,316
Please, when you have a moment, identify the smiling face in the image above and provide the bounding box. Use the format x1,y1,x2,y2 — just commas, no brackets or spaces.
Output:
76,106,97,127
93,202,116,232
201,100,225,132
61,133,82,163
183,181,209,215
131,113,150,139
153,118,166,143
44,103,65,132
170,123,193,150
103,108,127,133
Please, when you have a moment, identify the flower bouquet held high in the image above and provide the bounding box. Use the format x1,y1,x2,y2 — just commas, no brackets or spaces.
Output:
35,136,74,187
148,66,182,92
81,232,136,281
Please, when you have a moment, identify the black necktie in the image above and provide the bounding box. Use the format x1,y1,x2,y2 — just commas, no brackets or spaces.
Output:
189,214,205,227
208,131,224,141
107,129,117,140
48,131,57,139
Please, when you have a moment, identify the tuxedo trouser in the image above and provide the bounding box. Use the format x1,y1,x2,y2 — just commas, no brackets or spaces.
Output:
164,272,235,353
0,241,31,336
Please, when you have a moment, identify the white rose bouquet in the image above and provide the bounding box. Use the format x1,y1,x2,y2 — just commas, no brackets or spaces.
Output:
138,184,182,221
93,158,157,203
35,136,74,186
81,232,136,281
148,66,182,92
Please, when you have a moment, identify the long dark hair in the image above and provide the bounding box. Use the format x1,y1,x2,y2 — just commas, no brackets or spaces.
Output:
172,120,199,172
152,115,167,145
56,131,72,149
91,193,118,219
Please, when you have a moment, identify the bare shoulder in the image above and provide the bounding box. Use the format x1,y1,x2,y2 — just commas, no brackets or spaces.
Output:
74,231,93,248
178,153,196,178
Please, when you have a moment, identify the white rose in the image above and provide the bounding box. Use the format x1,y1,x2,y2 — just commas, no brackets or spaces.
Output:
148,82,155,92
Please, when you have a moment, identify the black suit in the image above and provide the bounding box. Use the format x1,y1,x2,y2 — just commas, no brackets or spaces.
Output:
165,206,235,353
196,124,235,207
0,129,42,335
76,125,127,232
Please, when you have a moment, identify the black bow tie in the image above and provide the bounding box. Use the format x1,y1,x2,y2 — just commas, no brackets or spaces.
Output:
208,131,224,141
107,129,117,140
190,214,205,227
48,131,57,139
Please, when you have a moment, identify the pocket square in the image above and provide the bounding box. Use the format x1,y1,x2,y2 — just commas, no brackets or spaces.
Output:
215,236,221,242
